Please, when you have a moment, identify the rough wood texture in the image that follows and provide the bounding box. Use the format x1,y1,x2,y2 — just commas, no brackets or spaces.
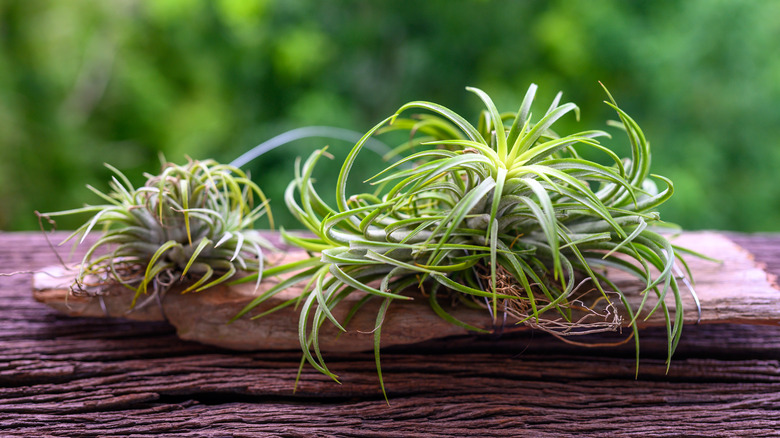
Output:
31,232,780,353
30,250,491,353
2,231,780,437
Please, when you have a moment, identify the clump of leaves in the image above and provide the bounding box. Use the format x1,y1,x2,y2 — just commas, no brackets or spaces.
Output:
42,158,274,307
233,84,698,399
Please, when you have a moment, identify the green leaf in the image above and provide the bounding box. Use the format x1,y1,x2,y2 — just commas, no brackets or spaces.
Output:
181,238,213,278
467,86,507,158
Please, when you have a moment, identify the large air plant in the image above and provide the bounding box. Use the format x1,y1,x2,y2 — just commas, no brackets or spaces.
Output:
233,84,697,398
43,158,274,307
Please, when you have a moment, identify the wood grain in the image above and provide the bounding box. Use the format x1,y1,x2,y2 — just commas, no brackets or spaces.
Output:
2,231,780,437
31,232,780,352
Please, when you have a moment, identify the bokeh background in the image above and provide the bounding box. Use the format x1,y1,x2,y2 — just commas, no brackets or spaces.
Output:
2,0,779,232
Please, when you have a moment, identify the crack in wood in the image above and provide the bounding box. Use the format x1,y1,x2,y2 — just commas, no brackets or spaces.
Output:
2,231,780,436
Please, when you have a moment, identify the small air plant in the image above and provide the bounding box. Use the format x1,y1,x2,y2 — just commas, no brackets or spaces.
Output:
232,83,699,400
42,158,274,308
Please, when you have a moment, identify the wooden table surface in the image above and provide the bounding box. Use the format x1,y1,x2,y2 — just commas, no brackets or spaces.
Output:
2,231,779,437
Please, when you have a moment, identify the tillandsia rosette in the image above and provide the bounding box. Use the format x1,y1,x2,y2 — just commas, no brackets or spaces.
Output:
233,83,699,399
42,158,275,308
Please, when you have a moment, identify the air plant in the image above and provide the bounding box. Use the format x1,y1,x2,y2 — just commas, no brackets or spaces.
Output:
41,158,274,307
232,83,698,400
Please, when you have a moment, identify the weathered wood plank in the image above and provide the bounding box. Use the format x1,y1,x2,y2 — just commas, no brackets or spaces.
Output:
2,231,780,437
31,231,780,352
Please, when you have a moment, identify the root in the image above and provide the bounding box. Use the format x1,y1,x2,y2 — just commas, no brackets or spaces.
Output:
474,263,624,338
70,262,146,297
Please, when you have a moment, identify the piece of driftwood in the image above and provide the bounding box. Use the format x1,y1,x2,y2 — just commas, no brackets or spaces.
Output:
32,231,780,353
3,231,780,436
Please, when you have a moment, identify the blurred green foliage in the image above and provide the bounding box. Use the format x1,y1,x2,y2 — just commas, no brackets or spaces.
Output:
1,0,778,231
